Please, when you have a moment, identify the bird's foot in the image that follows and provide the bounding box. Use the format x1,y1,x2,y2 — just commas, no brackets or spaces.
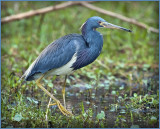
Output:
47,101,73,116
45,101,72,122
56,100,73,116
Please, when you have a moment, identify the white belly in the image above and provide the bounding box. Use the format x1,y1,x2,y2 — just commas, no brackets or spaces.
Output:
45,53,77,77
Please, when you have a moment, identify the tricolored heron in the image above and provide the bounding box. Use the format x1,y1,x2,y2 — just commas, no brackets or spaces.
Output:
21,16,131,116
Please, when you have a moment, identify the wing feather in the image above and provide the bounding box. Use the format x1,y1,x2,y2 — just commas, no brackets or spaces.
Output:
23,34,78,81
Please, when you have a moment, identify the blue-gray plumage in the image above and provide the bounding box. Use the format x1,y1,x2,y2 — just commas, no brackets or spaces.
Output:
21,16,131,116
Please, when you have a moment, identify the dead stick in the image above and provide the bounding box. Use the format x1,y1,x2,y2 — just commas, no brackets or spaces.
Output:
1,1,83,24
80,2,159,33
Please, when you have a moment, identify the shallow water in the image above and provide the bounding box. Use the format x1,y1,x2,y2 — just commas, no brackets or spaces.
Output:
3,71,158,128
22,73,159,128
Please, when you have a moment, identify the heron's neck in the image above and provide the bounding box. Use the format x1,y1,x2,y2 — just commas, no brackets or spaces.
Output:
81,23,103,49
80,24,103,66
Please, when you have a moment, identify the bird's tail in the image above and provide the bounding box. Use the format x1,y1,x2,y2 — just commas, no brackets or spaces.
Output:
18,73,26,83
20,74,24,81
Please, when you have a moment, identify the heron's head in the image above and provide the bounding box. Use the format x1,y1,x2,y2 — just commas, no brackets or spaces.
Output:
81,16,132,32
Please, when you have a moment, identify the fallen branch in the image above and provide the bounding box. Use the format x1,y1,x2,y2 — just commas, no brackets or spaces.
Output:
80,2,159,33
2,1,158,34
1,1,85,24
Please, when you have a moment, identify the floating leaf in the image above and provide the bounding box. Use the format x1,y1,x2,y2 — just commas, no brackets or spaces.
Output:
32,99,38,104
118,96,122,99
98,83,105,87
110,106,116,112
143,64,150,68
104,84,110,90
150,116,157,122
119,86,124,90
104,80,110,84
13,113,23,122
151,116,157,120
142,79,148,86
73,84,81,88
86,101,90,105
131,125,140,128
85,84,92,89
108,76,115,80
97,111,105,120
149,116,157,125
118,63,125,68
27,97,38,104
111,91,116,95
48,82,53,88
27,97,32,102
120,109,126,114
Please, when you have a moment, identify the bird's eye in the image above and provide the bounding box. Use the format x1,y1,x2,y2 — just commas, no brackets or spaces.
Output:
98,21,102,24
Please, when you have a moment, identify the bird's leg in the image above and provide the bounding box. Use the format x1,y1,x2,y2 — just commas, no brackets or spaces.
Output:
47,76,58,107
46,76,57,120
62,75,67,108
36,75,73,116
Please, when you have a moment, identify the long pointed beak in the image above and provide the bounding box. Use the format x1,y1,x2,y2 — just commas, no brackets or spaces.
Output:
100,22,132,32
